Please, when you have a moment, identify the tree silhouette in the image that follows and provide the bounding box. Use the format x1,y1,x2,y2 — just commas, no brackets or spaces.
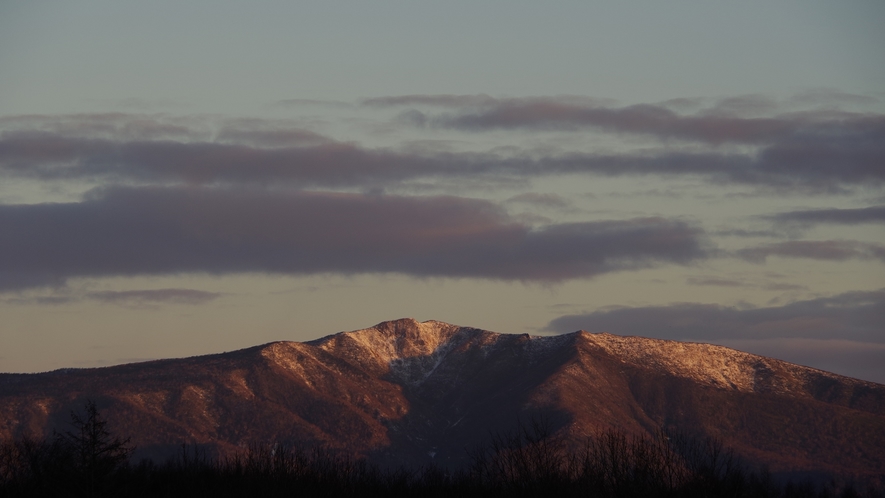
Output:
58,400,134,497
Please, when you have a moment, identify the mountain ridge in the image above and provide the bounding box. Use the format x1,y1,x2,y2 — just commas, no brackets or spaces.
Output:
1,318,883,482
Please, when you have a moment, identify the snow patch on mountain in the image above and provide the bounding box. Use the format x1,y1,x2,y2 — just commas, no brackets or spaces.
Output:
312,319,575,386
389,339,458,386
581,331,878,395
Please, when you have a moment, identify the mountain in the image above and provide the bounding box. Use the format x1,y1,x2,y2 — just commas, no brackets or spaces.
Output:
1,318,883,482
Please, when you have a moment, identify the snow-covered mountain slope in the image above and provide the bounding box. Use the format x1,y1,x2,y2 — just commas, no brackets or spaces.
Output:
1,318,883,481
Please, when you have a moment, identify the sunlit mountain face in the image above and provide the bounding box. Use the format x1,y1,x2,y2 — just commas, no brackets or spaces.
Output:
2,319,883,484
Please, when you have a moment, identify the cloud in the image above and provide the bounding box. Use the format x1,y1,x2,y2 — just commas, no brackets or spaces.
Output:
1,294,75,306
3,110,882,192
762,282,808,291
685,276,746,287
737,240,885,263
0,271,66,293
766,205,885,226
364,95,885,191
2,129,879,193
87,288,222,306
553,149,884,191
546,289,885,344
0,129,451,188
375,94,885,145
684,276,808,291
713,228,781,238
0,286,221,307
505,193,573,210
0,187,710,290
214,119,332,148
439,101,803,143
362,94,501,108
0,115,519,189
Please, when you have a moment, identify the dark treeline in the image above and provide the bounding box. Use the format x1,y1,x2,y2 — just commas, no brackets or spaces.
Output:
0,402,880,497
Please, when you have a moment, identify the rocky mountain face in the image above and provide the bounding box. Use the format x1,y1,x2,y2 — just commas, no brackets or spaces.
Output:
1,318,883,482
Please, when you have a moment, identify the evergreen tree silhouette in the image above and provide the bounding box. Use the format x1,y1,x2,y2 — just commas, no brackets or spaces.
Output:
58,400,133,497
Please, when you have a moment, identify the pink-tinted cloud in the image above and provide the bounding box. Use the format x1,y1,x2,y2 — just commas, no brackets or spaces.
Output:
0,187,710,290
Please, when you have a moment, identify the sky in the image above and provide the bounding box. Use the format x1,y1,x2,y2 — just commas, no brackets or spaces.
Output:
1,1,884,383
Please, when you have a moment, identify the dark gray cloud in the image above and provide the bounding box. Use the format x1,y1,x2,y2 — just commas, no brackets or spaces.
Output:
684,276,808,291
1,295,75,306
441,102,800,143
214,119,332,148
685,276,746,287
0,129,459,188
762,282,808,291
366,95,885,190
2,130,879,192
737,240,885,263
713,228,781,238
556,149,883,191
505,193,573,210
372,94,885,145
547,289,885,344
0,271,66,292
0,112,541,188
766,205,885,226
367,92,878,114
2,112,883,192
87,288,222,306
0,187,710,290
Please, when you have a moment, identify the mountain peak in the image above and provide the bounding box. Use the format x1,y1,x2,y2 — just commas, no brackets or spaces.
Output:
306,319,482,385
2,319,883,481
312,318,462,357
